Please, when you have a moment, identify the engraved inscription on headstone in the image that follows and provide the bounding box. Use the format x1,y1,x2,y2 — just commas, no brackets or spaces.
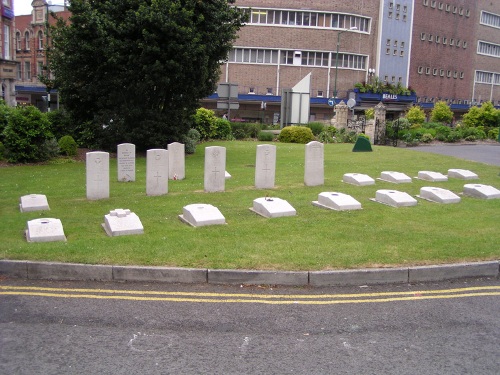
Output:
146,149,169,196
86,151,110,200
255,144,276,189
117,143,136,182
204,146,226,192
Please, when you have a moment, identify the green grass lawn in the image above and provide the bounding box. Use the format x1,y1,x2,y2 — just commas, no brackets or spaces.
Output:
1,142,499,270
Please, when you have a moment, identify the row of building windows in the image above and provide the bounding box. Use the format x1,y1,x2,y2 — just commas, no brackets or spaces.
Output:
387,10,408,22
480,11,500,29
422,0,470,17
228,48,367,70
15,61,45,80
417,66,464,79
420,32,467,48
242,8,370,33
477,41,500,58
388,3,408,13
15,30,44,51
475,71,500,85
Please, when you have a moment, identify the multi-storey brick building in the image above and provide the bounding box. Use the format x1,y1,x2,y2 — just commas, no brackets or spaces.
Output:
0,0,16,106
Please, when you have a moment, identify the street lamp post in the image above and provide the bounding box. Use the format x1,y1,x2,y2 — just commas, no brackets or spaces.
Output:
368,68,376,84
333,26,357,102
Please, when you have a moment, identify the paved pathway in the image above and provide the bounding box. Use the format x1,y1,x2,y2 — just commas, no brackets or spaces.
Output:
410,143,500,166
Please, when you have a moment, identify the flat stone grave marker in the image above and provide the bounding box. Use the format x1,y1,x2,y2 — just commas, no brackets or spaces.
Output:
312,192,362,211
304,141,324,186
26,218,66,242
19,194,49,212
448,169,478,180
146,149,169,196
86,151,110,200
255,144,276,189
418,187,461,204
379,171,412,184
117,143,135,182
225,171,232,179
168,142,185,180
372,189,418,207
463,184,500,199
417,171,448,182
179,204,226,227
103,208,144,237
342,173,375,186
250,197,297,218
204,146,226,192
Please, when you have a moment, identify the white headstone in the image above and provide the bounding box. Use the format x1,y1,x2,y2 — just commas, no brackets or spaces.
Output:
463,184,500,199
86,151,110,200
26,218,66,242
19,194,49,212
255,144,276,189
168,142,185,180
448,169,479,180
103,208,144,236
204,146,226,192
374,189,418,207
251,197,296,218
379,171,412,183
342,173,375,186
313,192,362,211
179,204,226,227
418,187,461,204
304,141,324,186
117,143,136,182
146,149,169,196
417,171,448,182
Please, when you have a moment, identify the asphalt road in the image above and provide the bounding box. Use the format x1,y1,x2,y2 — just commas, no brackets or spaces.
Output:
1,278,499,374
410,143,500,167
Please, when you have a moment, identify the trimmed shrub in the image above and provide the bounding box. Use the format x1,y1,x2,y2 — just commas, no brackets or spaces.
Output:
183,137,196,154
487,128,499,140
213,118,232,139
39,138,60,161
307,122,325,136
317,130,333,143
445,130,462,143
58,135,78,156
187,128,201,143
278,126,314,144
421,133,434,143
192,108,217,140
257,131,274,141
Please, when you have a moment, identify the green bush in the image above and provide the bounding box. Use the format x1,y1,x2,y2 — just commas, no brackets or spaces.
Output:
187,128,201,143
421,133,434,143
317,131,333,143
278,126,314,144
307,122,325,136
213,118,232,140
58,135,78,156
445,130,462,143
257,131,274,142
192,108,217,140
39,138,60,161
245,123,261,138
0,100,13,142
2,106,54,163
458,126,486,141
230,122,261,139
487,128,499,140
47,109,73,141
182,136,196,154
335,128,358,143
0,141,5,160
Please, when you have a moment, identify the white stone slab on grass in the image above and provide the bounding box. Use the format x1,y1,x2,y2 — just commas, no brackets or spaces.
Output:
379,171,412,183
373,189,418,207
312,192,362,211
250,197,297,218
86,151,110,200
146,149,169,196
418,187,461,204
417,171,448,182
168,142,185,180
448,169,478,180
204,146,226,192
225,171,232,179
342,173,375,186
19,194,49,212
304,141,324,186
117,143,135,182
463,184,500,199
179,204,226,227
255,144,276,189
26,218,66,242
103,209,144,237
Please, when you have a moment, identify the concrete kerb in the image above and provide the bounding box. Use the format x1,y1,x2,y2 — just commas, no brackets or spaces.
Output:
0,260,498,286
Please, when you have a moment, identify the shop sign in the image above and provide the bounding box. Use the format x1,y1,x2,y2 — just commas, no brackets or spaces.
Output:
382,93,398,101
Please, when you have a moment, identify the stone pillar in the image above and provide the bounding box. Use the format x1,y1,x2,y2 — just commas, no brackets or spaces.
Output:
364,119,375,143
333,100,349,129
373,102,387,140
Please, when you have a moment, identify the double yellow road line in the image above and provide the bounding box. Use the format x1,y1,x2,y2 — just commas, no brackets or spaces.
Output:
1,285,500,305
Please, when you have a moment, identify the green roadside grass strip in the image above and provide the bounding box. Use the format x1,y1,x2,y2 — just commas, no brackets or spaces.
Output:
0,141,499,270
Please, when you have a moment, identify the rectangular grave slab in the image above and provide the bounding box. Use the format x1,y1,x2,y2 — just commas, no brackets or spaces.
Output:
103,208,144,236
448,169,478,180
179,204,226,227
204,146,226,192
379,171,412,183
313,192,362,211
417,171,448,182
255,144,276,189
374,189,417,207
250,197,296,218
86,151,110,200
418,187,461,204
168,142,185,180
146,149,169,196
463,184,500,199
342,173,375,186
304,141,324,186
117,143,136,182
19,194,49,212
26,218,66,242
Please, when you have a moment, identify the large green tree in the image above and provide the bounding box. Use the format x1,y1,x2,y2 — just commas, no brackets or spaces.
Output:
48,0,246,150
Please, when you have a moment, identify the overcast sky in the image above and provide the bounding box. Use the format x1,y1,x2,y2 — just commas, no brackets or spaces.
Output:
14,0,67,16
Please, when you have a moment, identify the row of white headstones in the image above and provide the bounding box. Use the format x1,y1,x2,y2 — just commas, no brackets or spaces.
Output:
20,142,500,241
